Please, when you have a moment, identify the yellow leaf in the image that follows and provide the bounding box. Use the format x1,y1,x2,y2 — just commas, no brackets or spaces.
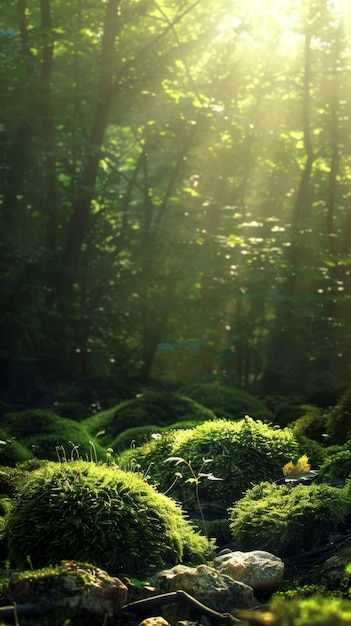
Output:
282,455,310,476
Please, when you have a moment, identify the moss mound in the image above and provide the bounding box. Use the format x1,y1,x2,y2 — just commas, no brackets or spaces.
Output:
326,389,351,444
83,390,215,444
1,410,105,461
229,482,351,557
111,420,206,452
267,594,351,625
317,448,351,484
285,405,328,443
4,461,209,576
51,402,91,421
119,417,304,509
182,383,274,420
308,383,349,408
0,428,32,466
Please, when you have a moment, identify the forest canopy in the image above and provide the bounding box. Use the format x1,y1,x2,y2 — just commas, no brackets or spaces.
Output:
1,0,351,400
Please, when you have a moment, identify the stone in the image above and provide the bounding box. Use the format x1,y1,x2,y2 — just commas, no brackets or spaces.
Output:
150,563,253,623
8,561,128,616
212,550,284,592
138,618,171,626
318,555,351,590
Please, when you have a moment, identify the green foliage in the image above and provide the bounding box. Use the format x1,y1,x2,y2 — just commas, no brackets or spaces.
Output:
164,455,223,544
182,384,274,420
292,432,326,467
0,401,14,418
111,420,205,452
4,461,209,576
287,406,328,444
317,449,351,483
229,482,351,557
308,384,350,408
326,390,351,444
0,459,47,498
268,594,351,625
1,410,104,461
194,518,232,547
51,402,91,421
0,429,32,466
119,416,303,508
83,391,215,444
0,0,351,397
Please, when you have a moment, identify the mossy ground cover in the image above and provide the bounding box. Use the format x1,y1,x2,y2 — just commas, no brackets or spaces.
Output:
4,461,209,577
82,390,216,447
181,383,274,420
229,481,351,556
118,416,311,509
1,410,105,462
0,388,350,625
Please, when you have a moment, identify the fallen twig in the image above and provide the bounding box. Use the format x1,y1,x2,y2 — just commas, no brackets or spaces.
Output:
122,589,243,623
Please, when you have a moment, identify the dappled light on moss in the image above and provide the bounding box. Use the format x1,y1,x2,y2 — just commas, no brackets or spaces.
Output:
4,461,209,576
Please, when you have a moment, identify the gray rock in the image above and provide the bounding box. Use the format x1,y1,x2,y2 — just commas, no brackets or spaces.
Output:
212,550,284,592
150,563,253,623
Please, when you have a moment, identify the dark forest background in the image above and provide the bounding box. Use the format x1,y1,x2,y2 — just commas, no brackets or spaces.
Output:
1,0,351,405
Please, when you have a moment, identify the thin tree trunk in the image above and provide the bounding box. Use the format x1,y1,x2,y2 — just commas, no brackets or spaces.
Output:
61,0,121,293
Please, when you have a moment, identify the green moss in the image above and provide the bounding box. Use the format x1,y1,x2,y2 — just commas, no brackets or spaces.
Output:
326,390,351,444
111,420,206,452
309,384,349,408
51,402,91,421
119,416,304,509
83,390,215,444
318,449,351,483
4,461,209,576
194,518,232,547
1,410,105,461
293,432,326,467
229,482,351,557
182,383,274,420
0,459,47,497
0,428,32,466
0,401,14,418
268,593,351,625
289,406,328,444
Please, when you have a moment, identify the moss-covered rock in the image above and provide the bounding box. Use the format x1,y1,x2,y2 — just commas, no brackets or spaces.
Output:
181,383,274,420
1,410,105,461
83,390,215,445
4,461,209,576
229,482,351,557
118,417,306,509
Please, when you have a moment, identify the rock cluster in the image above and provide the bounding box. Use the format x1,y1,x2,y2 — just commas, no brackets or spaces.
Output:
5,551,285,624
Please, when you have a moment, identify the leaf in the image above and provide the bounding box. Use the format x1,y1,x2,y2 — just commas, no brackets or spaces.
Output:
164,457,186,465
283,455,311,476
